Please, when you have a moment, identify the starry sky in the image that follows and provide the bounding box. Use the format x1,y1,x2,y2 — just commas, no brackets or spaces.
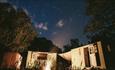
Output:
1,0,90,48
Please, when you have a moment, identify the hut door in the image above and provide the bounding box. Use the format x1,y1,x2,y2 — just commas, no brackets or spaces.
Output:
84,47,90,67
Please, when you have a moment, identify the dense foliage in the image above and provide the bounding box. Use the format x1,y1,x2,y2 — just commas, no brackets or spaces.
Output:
0,3,37,52
85,0,115,43
85,0,115,69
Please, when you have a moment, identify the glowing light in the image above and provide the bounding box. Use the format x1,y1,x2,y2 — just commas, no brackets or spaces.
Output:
45,61,52,70
51,31,72,48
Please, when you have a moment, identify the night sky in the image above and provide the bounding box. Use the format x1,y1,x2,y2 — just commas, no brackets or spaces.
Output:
1,0,90,48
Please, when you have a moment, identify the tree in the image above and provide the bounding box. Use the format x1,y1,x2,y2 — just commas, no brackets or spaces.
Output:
70,39,81,47
28,37,55,52
63,38,82,52
63,44,71,52
50,46,62,53
85,0,115,69
85,0,115,43
0,3,37,52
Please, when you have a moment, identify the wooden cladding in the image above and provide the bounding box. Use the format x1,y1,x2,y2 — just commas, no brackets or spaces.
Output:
84,44,101,67
25,41,106,70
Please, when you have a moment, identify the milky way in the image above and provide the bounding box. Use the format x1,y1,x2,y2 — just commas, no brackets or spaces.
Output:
8,0,90,47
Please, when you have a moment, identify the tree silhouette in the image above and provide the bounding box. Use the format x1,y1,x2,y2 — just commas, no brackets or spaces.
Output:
85,0,115,43
63,38,82,52
85,0,115,69
0,3,37,53
50,46,62,53
63,44,71,52
28,37,55,52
